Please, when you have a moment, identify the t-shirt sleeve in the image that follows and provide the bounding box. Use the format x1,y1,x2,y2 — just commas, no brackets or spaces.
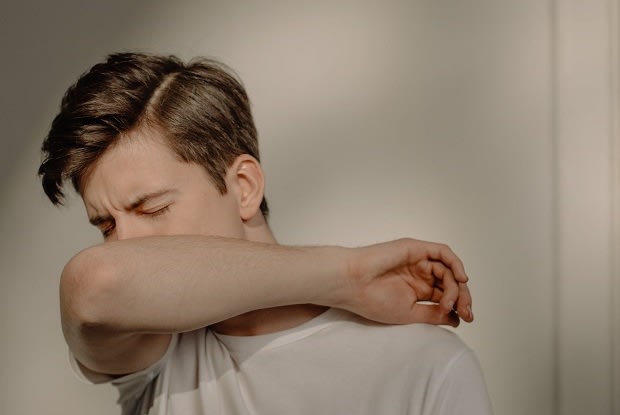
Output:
430,348,494,415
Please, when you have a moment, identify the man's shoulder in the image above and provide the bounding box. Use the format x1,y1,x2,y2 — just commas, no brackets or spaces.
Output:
327,308,469,355
312,309,477,389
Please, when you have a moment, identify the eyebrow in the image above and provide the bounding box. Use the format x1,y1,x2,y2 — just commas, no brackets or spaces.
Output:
88,188,176,226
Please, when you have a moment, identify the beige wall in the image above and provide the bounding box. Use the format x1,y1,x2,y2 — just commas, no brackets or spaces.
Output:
1,1,618,414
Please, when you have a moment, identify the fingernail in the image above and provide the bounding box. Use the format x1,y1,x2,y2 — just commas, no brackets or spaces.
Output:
467,305,473,320
447,300,454,311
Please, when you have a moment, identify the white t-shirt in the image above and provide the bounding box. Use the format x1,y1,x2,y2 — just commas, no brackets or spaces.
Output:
71,308,493,414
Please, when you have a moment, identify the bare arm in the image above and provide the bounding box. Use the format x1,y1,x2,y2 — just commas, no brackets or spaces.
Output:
61,236,472,377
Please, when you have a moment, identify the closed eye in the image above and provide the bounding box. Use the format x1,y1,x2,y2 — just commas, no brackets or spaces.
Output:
142,205,171,218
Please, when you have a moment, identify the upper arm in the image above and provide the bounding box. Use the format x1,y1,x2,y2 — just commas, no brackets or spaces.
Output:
64,326,173,378
60,246,173,378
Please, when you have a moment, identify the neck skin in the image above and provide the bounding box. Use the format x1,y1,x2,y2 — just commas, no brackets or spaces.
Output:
211,213,328,336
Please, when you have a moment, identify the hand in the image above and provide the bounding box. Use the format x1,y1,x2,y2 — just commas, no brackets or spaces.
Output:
343,238,473,327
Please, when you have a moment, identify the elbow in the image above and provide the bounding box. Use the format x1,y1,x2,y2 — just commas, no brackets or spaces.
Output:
60,245,119,331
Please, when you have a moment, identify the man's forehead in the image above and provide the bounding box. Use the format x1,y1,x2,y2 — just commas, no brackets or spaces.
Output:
80,132,181,210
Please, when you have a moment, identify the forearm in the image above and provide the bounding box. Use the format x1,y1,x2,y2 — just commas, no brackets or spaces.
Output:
61,235,350,334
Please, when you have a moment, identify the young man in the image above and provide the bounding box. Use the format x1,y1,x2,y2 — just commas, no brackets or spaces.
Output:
39,53,492,414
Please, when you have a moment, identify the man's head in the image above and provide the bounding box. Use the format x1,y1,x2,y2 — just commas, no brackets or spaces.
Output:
39,52,268,217
78,125,266,241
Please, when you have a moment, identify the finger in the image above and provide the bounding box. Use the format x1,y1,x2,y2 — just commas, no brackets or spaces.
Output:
410,303,460,327
455,282,474,322
409,262,446,301
429,261,453,285
430,261,447,282
430,287,444,303
425,242,468,283
438,268,459,314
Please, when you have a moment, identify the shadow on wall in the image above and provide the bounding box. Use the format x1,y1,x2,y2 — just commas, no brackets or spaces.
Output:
0,1,151,203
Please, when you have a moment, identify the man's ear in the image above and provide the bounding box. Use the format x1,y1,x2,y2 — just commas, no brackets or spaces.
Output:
227,155,265,221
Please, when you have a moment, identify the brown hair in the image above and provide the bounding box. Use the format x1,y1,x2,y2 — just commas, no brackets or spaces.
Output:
39,52,268,216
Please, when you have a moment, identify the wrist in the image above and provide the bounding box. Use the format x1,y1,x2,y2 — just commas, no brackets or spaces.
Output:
306,245,355,310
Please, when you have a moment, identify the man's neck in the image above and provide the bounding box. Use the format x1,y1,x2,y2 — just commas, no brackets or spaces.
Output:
211,216,327,336
211,304,328,336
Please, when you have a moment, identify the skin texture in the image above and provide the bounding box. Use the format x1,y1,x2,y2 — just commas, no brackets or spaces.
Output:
62,126,473,379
